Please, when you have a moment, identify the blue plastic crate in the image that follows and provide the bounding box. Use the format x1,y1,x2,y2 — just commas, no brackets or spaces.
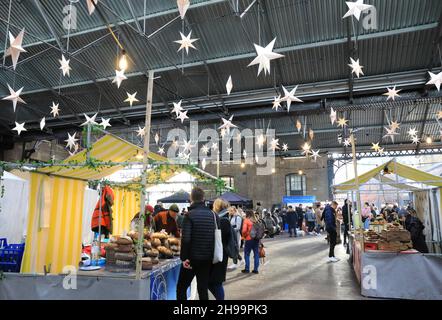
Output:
0,243,25,273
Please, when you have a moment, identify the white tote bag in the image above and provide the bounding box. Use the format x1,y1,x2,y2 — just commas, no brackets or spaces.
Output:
212,211,223,264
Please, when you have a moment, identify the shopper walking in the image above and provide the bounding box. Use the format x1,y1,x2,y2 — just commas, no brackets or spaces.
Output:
228,206,243,269
286,205,297,237
241,210,262,274
324,201,339,262
208,199,231,300
296,204,304,232
177,187,218,300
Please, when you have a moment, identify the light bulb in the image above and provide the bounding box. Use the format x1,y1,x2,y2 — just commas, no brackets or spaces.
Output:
240,162,245,168
426,136,432,144
298,170,303,175
271,168,276,174
118,51,128,70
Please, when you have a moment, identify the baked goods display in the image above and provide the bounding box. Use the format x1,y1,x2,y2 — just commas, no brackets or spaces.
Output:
363,223,413,252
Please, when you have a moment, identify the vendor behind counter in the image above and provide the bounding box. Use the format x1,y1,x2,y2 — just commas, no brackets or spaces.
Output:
154,204,180,238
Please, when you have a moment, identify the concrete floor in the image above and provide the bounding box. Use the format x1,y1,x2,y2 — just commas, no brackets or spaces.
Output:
222,233,365,300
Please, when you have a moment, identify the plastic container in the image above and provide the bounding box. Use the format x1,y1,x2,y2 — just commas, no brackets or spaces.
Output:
0,243,25,272
0,238,8,249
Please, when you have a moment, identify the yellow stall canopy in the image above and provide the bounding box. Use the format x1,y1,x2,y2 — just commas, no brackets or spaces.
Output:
21,134,166,274
333,159,442,192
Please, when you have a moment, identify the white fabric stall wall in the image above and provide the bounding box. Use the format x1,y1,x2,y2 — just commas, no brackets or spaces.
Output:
0,172,29,244
82,188,99,245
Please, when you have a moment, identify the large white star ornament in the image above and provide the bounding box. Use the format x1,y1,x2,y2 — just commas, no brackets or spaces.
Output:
50,102,60,117
112,69,127,88
177,0,190,19
348,58,364,78
177,110,189,123
5,29,26,70
59,54,72,77
174,31,198,54
226,76,233,95
248,38,284,76
100,118,111,130
65,132,79,150
40,117,46,131
172,100,184,116
330,107,337,125
342,0,373,21
2,84,26,112
383,86,401,101
86,0,99,15
272,96,282,111
427,71,442,91
12,122,26,135
282,143,288,152
282,85,303,112
81,113,98,126
219,115,237,132
125,92,139,106
311,150,321,161
136,126,146,137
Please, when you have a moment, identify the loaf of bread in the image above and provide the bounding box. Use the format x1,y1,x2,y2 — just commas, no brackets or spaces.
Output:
115,252,135,261
168,237,180,246
116,236,133,245
145,249,159,258
115,244,133,253
151,232,169,240
151,238,161,248
143,240,152,249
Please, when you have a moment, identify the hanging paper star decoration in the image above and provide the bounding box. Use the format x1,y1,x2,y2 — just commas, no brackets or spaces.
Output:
270,138,280,151
343,138,351,147
219,115,237,132
256,134,266,149
158,147,165,156
408,128,418,137
330,107,337,125
342,0,373,21
201,144,210,155
211,142,218,150
172,100,184,116
40,117,46,131
348,58,364,78
182,139,193,152
201,158,207,170
5,29,26,70
65,132,79,150
383,86,401,101
59,54,72,77
282,143,288,152
337,117,349,128
86,0,99,15
177,0,190,19
226,147,233,154
81,113,98,126
226,75,233,95
272,96,282,111
12,122,26,135
136,126,146,137
174,31,198,54
50,102,60,117
389,120,400,132
2,84,26,112
112,69,127,88
311,150,321,161
282,85,303,112
371,142,381,152
383,127,399,143
301,142,311,155
248,38,284,76
100,118,111,130
155,133,160,145
427,71,442,91
125,92,139,106
411,136,420,145
177,110,189,123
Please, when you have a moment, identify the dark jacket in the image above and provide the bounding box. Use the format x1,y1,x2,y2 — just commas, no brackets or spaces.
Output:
323,205,336,231
286,209,297,225
296,207,304,221
342,204,352,226
406,215,429,253
210,209,231,284
180,202,218,262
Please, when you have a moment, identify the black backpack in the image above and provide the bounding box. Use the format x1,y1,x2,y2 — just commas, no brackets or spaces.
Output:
250,220,266,240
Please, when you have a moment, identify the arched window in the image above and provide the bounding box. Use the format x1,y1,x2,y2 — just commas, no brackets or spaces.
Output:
220,176,234,189
285,174,306,196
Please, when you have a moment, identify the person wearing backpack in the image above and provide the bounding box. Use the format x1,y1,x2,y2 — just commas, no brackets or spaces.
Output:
208,198,232,300
241,210,263,274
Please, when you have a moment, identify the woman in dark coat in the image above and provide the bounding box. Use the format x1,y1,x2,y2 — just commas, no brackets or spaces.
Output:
208,199,231,300
405,209,429,253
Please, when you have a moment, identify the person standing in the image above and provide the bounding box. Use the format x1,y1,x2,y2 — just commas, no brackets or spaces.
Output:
241,210,260,274
209,199,231,300
296,204,304,232
405,209,429,253
153,204,180,237
255,202,263,219
305,206,316,235
286,205,297,237
314,203,323,235
342,199,352,246
177,187,218,300
324,201,340,262
228,206,243,269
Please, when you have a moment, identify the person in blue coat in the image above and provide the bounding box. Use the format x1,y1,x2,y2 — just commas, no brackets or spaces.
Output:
323,201,339,262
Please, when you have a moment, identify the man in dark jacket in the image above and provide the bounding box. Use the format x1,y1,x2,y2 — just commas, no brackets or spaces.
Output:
286,205,298,237
176,187,218,300
296,204,304,231
324,201,339,262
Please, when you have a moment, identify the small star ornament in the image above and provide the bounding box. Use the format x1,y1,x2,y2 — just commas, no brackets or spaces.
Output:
282,143,288,152
219,115,237,132
177,110,189,123
158,147,165,155
172,100,184,116
174,31,198,54
342,0,373,21
330,107,337,125
408,128,418,137
12,122,26,135
40,117,46,131
226,76,233,95
211,142,218,151
65,132,79,150
113,69,127,88
177,0,190,19
100,118,111,130
226,147,233,155
282,85,303,112
256,134,266,149
270,138,280,151
411,136,420,145
220,128,227,138
383,127,399,143
343,138,351,147
2,84,26,112
182,139,193,152
311,150,321,161
59,54,72,77
371,142,381,152
136,126,146,137
81,113,98,126
389,121,400,132
5,29,26,70
427,71,442,91
383,86,401,101
201,144,210,155
125,92,139,106
272,96,282,111
348,58,364,78
337,117,349,128
50,102,60,117
248,38,284,76
301,142,311,155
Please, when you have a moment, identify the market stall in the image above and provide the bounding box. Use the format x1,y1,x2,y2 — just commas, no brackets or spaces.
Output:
207,191,253,208
334,159,442,299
